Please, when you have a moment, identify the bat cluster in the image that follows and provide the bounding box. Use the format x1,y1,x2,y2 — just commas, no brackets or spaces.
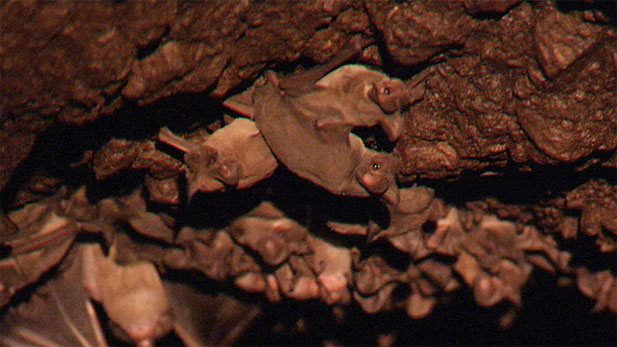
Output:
0,187,262,346
160,39,424,234
1,40,615,346
3,181,608,346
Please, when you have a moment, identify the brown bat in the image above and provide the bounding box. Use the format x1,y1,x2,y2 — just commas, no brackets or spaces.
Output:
223,40,407,204
82,243,174,346
229,201,308,267
273,37,411,140
288,64,408,142
224,39,417,142
225,71,400,205
306,234,352,304
372,185,435,241
158,118,277,199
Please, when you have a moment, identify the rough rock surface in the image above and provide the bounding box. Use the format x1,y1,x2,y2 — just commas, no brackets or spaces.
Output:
2,1,616,186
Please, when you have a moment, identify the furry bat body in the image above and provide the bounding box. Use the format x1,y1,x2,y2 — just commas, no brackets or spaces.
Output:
158,118,277,199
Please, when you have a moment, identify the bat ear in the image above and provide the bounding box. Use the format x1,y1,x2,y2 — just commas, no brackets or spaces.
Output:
224,89,255,119
381,185,400,207
379,114,403,142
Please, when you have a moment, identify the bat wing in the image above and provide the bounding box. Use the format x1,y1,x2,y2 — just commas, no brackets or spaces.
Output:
254,74,367,196
223,88,255,119
0,245,107,347
165,281,260,347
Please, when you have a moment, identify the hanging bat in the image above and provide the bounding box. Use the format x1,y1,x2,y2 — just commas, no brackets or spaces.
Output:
223,39,408,204
158,118,277,199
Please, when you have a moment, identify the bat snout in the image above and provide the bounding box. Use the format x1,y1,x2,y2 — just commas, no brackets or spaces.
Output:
214,159,242,186
358,170,390,195
357,154,400,198
368,79,406,114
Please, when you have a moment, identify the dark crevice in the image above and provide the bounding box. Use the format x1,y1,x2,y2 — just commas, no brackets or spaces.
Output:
136,26,170,60
556,0,617,27
418,161,616,207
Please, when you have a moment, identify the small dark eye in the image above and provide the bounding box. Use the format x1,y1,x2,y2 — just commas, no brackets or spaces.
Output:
372,163,381,170
383,88,390,95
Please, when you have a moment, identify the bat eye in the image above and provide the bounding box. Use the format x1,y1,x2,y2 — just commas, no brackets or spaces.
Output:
372,163,381,171
383,88,390,95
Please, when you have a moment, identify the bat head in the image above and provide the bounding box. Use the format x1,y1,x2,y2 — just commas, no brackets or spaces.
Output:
108,287,174,346
367,79,408,114
209,154,242,187
184,146,242,197
356,153,400,199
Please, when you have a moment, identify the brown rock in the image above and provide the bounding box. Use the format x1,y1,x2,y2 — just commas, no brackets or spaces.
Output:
366,1,474,66
534,7,602,79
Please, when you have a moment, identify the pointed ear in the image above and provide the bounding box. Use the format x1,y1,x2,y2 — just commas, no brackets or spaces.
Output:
379,114,403,142
223,89,255,119
367,226,387,243
381,184,400,207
